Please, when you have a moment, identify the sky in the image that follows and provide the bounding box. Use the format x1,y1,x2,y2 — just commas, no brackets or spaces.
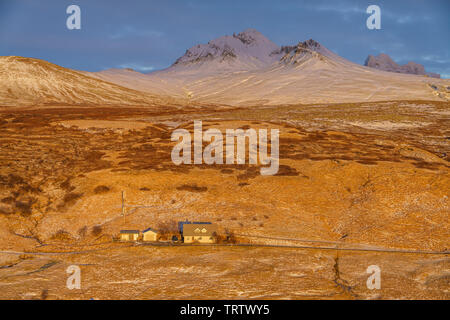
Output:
0,0,449,77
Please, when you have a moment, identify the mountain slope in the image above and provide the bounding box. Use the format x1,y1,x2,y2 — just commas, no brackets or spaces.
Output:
85,67,188,100
0,56,176,107
177,40,449,105
85,30,450,106
165,42,447,105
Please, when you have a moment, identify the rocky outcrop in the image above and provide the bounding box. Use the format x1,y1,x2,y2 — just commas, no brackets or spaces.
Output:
365,53,440,78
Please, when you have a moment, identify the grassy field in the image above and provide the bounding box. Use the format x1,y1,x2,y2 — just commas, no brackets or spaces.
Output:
0,100,448,299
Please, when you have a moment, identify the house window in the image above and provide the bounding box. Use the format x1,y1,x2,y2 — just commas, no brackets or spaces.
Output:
195,228,200,233
201,228,207,233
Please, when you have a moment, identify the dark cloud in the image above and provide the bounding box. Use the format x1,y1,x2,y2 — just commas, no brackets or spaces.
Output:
0,0,448,77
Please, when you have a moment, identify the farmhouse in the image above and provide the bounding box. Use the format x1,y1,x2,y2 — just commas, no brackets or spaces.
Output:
182,223,217,244
142,227,158,242
119,230,140,241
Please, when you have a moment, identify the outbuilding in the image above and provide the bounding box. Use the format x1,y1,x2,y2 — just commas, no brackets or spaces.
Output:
142,227,158,242
119,230,140,241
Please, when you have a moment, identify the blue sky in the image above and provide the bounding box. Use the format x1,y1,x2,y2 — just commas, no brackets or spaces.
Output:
1,0,449,77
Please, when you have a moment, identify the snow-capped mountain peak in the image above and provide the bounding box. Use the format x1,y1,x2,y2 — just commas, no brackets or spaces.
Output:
233,28,269,45
167,30,347,74
171,28,281,70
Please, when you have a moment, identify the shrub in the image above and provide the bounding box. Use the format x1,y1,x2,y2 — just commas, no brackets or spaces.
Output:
176,183,207,192
92,225,102,236
94,185,110,194
51,229,72,241
15,200,33,217
60,178,75,191
1,196,15,204
85,151,105,161
62,192,83,206
6,174,24,187
157,220,178,235
225,229,237,244
78,226,88,239
212,231,224,244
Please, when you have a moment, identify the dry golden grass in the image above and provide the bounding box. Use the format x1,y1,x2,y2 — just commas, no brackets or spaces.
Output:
0,101,448,299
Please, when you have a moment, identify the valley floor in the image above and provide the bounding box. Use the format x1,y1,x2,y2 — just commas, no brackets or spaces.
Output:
0,245,448,300
0,100,448,299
